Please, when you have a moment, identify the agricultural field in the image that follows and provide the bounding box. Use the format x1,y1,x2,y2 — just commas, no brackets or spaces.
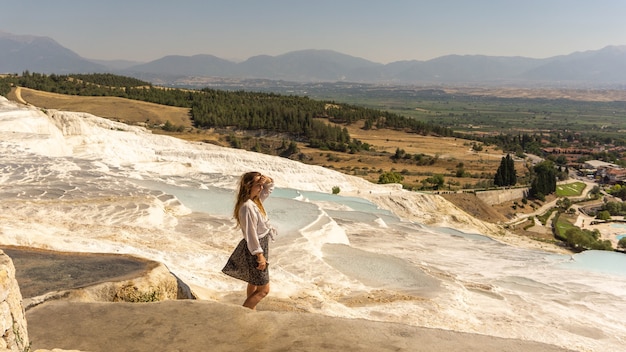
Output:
170,80,626,137
306,85,626,136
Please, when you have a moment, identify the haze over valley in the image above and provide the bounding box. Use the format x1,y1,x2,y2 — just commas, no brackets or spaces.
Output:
2,31,626,89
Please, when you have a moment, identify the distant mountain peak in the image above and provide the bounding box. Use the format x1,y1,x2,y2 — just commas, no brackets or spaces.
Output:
0,31,40,43
0,31,107,74
600,45,626,53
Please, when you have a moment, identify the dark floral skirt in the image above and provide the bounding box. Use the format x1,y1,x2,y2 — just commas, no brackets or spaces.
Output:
222,235,269,286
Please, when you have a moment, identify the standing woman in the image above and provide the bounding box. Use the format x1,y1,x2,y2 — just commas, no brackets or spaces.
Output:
222,171,277,309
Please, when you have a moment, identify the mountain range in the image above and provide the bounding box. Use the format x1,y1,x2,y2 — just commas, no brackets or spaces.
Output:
2,31,626,88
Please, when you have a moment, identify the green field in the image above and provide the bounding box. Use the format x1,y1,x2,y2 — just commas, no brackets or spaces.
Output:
556,182,586,197
298,84,626,136
554,217,577,238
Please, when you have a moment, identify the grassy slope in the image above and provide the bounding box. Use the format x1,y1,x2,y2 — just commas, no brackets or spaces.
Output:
15,87,192,127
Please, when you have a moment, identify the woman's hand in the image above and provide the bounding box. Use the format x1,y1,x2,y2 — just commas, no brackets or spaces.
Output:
256,253,267,270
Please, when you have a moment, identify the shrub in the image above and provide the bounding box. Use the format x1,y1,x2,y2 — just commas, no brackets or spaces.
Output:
619,237,626,250
534,192,546,202
596,210,611,221
378,171,404,184
332,186,340,194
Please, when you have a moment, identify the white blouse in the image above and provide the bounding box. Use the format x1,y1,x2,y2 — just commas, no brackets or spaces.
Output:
238,183,275,255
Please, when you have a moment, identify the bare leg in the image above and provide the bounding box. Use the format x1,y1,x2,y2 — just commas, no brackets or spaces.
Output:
243,283,270,310
246,283,257,297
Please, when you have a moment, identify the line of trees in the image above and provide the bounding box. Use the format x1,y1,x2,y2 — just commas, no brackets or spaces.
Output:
190,88,352,152
562,227,613,251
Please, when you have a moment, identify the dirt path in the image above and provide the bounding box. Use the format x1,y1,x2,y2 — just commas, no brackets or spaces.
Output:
12,86,28,104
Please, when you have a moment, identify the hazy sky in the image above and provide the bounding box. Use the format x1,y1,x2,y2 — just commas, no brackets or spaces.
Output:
2,0,625,63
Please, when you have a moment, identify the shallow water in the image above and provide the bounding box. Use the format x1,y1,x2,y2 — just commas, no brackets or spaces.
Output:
322,243,441,296
1,97,626,351
559,250,626,276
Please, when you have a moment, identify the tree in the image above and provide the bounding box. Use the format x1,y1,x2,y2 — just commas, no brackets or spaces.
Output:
506,154,517,185
610,185,626,201
530,160,556,198
280,141,299,158
494,154,516,187
555,155,568,166
494,165,504,186
556,197,572,211
591,240,614,251
565,228,592,249
590,185,601,197
363,118,373,130
162,120,175,131
596,210,611,221
424,174,445,190
392,148,406,160
602,201,623,216
378,171,404,184
455,164,466,177
433,174,445,189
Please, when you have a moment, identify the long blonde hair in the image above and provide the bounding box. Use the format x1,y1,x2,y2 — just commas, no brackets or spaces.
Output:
233,171,267,227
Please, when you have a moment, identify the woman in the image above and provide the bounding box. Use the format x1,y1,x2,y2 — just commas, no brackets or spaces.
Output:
222,171,277,309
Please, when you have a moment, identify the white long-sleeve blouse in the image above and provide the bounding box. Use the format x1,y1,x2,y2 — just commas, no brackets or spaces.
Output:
238,183,275,255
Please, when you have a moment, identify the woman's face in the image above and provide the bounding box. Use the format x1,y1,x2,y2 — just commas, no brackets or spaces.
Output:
249,176,263,199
